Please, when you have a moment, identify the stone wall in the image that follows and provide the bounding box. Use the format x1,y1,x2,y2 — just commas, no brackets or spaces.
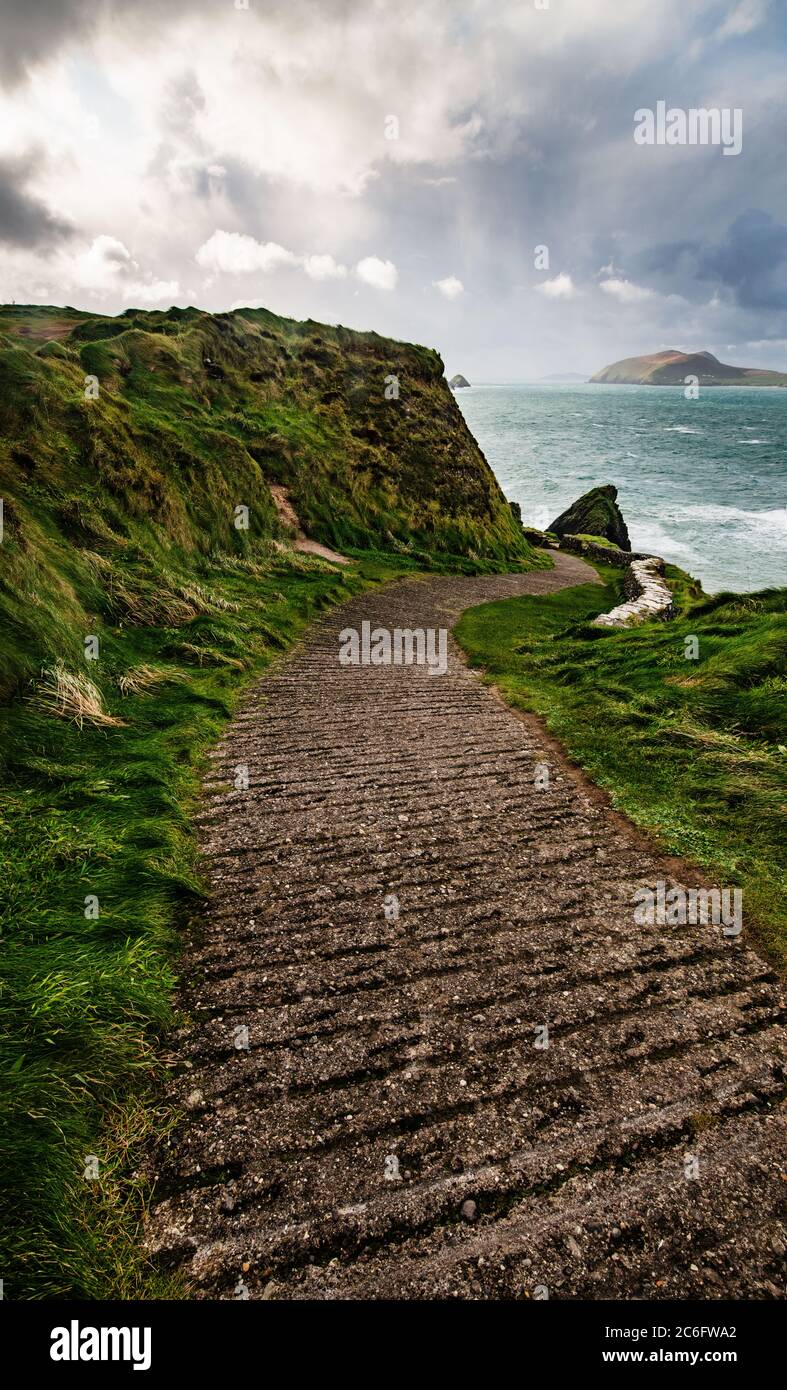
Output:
558,535,653,568
593,556,674,628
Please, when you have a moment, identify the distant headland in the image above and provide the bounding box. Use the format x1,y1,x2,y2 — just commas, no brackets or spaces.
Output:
590,349,787,387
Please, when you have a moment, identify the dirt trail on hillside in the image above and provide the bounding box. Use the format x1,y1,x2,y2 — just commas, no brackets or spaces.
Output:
146,551,786,1300
269,484,350,565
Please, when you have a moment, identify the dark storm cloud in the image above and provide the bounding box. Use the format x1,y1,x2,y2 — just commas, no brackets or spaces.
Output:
697,212,787,310
638,212,787,310
0,151,73,247
0,0,214,88
0,0,95,87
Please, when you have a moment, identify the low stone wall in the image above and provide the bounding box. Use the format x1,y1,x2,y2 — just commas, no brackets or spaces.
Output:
558,535,653,568
593,556,674,628
522,526,553,548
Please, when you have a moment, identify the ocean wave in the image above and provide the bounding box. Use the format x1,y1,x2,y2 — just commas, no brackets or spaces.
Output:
681,504,787,536
629,522,697,560
630,506,787,570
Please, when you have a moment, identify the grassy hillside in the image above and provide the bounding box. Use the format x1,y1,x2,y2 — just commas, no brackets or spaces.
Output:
0,302,535,709
0,302,539,1298
0,302,528,636
456,567,787,964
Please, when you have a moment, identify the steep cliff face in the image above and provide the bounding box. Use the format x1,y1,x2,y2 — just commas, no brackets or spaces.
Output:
0,303,534,696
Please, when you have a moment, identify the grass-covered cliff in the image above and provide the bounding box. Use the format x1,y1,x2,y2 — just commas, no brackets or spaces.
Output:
0,303,537,1299
0,302,529,698
0,301,536,718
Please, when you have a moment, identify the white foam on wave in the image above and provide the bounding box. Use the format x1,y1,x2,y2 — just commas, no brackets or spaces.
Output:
629,506,787,589
630,521,696,561
681,504,787,537
663,425,702,435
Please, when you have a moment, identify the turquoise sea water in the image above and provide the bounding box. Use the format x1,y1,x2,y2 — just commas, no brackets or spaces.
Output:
456,383,787,593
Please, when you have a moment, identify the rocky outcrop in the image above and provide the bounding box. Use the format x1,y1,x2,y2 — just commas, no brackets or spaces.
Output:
449,373,471,389
549,484,631,550
593,557,673,628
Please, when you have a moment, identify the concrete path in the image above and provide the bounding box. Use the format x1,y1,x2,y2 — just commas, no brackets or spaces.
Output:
147,551,785,1300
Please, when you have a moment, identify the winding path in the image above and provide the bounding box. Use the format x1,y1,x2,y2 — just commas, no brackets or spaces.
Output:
147,552,785,1300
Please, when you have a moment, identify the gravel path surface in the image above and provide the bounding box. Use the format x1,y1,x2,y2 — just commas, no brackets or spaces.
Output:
146,551,786,1300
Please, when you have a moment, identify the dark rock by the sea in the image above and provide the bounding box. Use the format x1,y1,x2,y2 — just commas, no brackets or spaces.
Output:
548,484,631,550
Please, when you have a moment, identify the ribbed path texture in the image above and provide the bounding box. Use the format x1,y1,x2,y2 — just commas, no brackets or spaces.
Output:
147,552,786,1300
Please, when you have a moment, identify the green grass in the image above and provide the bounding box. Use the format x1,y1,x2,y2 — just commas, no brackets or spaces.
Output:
0,541,423,1299
572,533,620,549
455,564,787,965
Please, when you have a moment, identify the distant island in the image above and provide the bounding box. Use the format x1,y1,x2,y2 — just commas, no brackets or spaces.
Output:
590,349,787,387
449,373,471,389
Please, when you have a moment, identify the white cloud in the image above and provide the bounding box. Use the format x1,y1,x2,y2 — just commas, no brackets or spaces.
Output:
599,277,653,304
302,253,348,281
434,275,464,299
195,234,349,285
70,235,134,292
195,230,298,275
126,279,181,304
54,235,179,304
355,256,398,291
535,273,577,300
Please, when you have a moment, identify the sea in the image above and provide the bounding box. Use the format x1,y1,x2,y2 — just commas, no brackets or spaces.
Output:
455,383,787,594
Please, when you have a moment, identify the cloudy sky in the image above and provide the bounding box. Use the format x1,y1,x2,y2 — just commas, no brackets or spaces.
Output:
1,0,787,377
